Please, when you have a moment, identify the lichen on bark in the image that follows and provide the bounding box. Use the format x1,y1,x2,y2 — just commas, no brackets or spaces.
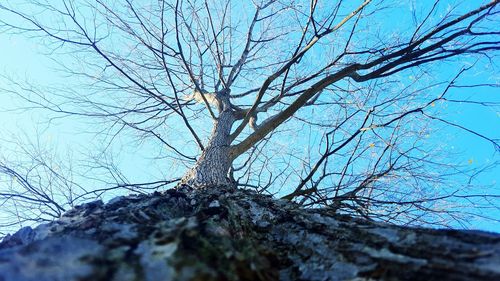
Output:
1,185,499,281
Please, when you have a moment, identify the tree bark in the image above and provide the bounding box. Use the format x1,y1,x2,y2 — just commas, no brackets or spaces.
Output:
1,185,499,281
181,110,235,188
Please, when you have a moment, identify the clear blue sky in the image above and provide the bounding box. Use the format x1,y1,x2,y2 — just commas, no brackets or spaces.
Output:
0,0,499,232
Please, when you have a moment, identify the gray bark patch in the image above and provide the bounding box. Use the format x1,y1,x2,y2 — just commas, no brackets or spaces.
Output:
0,236,102,281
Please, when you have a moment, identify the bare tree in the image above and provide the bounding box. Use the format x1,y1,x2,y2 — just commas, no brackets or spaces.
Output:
0,132,180,235
0,135,76,232
0,0,499,228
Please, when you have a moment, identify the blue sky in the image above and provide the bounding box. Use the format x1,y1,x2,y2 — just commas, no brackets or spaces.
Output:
0,0,499,233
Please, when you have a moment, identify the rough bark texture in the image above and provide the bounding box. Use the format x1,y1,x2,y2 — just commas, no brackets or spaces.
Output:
1,185,499,281
182,110,235,188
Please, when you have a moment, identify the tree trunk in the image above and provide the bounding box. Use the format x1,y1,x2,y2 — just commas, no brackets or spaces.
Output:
181,110,235,187
1,185,499,281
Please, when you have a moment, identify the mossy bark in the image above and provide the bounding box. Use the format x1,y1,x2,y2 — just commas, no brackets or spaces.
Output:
1,186,499,281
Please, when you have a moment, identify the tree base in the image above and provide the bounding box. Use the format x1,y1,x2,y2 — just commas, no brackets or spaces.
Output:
179,175,236,190
1,187,499,281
